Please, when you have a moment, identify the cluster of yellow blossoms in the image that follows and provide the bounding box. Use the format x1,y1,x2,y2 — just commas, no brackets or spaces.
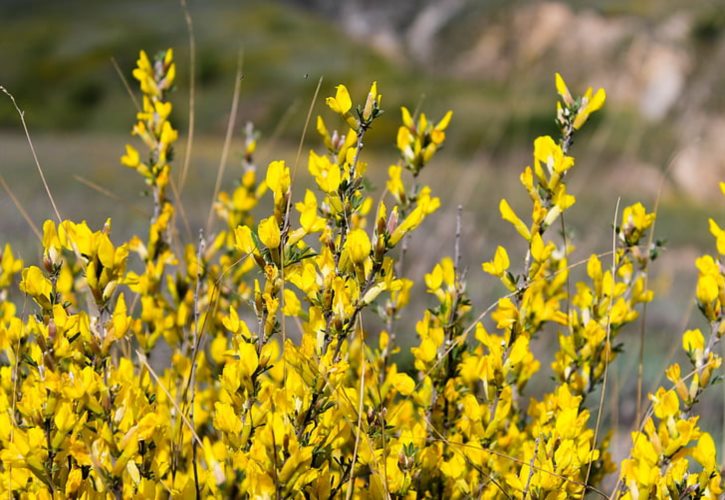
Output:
1,50,723,498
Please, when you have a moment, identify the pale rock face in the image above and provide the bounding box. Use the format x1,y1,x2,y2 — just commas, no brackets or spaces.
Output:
604,160,670,199
637,45,690,121
452,0,693,125
513,2,571,63
405,0,466,63
290,0,722,199
671,118,725,199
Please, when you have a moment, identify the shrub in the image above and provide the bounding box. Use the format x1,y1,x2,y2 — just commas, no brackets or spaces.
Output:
1,49,724,498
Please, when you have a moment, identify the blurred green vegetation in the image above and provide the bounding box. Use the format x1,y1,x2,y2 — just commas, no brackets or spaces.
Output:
1,0,438,145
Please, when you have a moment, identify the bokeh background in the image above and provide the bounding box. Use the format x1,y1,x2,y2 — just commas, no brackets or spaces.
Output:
2,0,725,461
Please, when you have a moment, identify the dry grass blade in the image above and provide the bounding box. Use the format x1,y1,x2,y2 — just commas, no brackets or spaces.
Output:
583,197,621,495
0,174,42,241
1,86,62,223
635,144,689,424
136,350,204,449
205,48,244,234
179,250,250,406
289,76,323,186
258,99,300,163
73,174,148,218
178,0,197,194
111,57,140,112
280,76,323,350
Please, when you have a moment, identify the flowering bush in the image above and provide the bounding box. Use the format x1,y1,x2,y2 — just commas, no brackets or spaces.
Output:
1,49,723,498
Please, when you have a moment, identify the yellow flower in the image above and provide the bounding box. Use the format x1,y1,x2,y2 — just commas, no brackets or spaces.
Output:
283,289,302,316
386,165,406,203
234,225,257,254
390,372,415,395
621,203,655,241
389,188,440,246
266,160,291,202
345,229,371,265
308,151,341,193
693,432,716,469
214,402,242,435
0,243,23,288
556,73,606,129
258,216,281,249
555,72,574,106
295,190,326,234
500,198,531,241
696,274,719,305
19,266,53,307
708,218,725,255
533,135,573,179
482,246,510,277
121,144,140,169
573,86,606,130
326,84,352,115
362,81,381,121
65,468,83,495
682,329,705,353
650,387,679,419
238,341,259,378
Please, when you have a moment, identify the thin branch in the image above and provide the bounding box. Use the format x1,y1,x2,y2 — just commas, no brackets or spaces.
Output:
522,436,540,499
1,86,62,223
0,175,41,241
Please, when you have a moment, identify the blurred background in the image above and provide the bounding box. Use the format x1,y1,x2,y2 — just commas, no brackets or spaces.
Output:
2,0,724,459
